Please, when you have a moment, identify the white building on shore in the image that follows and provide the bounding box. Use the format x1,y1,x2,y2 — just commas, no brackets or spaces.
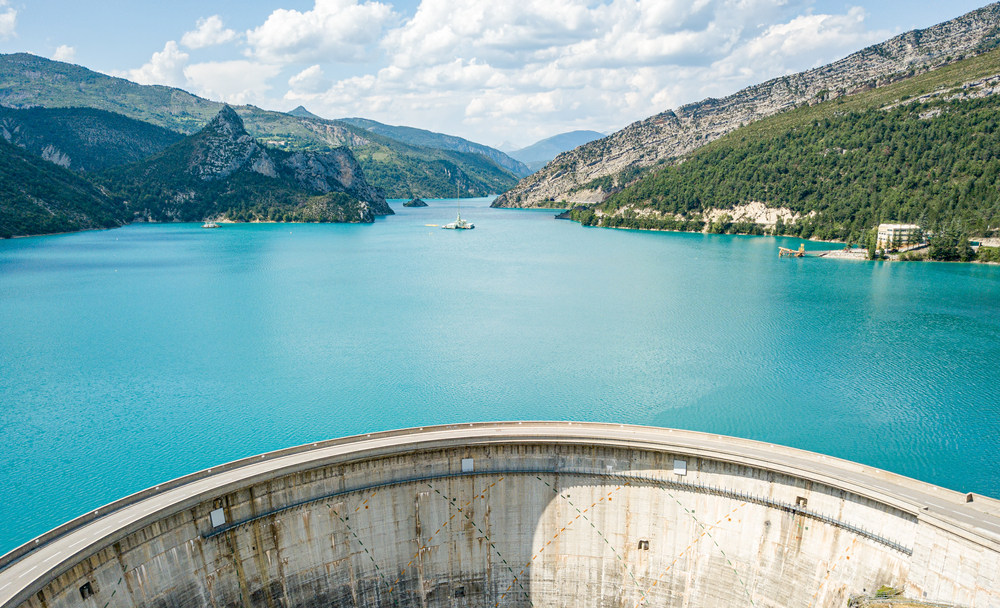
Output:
877,223,921,249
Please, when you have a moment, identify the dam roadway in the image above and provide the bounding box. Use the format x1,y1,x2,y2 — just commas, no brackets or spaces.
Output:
1,422,999,608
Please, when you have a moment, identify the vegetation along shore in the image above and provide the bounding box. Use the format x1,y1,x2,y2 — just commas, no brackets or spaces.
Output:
561,49,1000,264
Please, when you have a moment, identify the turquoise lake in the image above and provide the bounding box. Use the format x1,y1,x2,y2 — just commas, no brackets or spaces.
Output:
1,197,999,554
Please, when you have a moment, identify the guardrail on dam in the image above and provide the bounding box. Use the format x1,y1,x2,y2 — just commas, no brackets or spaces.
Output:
1,422,998,608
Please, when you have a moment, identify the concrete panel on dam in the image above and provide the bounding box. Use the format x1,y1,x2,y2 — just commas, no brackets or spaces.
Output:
1,423,998,608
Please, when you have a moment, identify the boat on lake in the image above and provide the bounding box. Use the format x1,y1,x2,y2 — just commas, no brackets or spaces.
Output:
442,183,474,229
202,221,219,229
442,212,474,230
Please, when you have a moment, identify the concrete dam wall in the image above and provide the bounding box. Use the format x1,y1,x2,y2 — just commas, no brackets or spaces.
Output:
2,423,999,608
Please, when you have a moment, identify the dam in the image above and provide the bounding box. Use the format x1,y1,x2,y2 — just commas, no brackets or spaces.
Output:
1,422,998,608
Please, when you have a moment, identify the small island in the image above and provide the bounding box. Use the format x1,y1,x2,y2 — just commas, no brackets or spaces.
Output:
403,198,428,207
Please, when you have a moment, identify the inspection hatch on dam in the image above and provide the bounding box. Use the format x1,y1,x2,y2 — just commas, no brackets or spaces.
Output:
1,423,999,608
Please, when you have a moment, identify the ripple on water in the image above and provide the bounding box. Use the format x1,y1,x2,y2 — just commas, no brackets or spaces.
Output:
1,204,999,552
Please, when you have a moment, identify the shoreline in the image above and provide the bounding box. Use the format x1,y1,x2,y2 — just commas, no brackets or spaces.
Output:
577,220,1000,265
3,217,378,239
5,226,118,240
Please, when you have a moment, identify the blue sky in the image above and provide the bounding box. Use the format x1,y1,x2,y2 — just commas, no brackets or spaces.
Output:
0,0,993,147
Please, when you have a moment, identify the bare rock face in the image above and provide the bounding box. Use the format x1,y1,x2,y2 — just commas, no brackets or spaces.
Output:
191,106,266,180
493,2,1000,208
300,120,372,148
281,149,391,215
186,106,390,214
250,154,277,178
112,106,392,223
40,144,70,168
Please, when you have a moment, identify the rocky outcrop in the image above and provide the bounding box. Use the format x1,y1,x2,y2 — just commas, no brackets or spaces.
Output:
102,106,391,222
40,144,70,168
280,148,390,215
190,106,264,180
183,107,390,215
494,2,1000,208
403,197,428,207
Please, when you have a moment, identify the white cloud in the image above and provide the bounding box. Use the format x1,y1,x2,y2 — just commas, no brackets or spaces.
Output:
286,0,888,144
246,0,396,63
116,42,283,107
52,45,76,63
184,61,282,105
119,41,190,87
111,0,892,146
288,65,332,94
743,7,871,62
181,16,238,49
0,2,16,40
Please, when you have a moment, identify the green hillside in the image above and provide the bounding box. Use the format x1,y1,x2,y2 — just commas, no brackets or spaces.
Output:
0,106,184,172
0,137,125,237
577,49,1000,242
96,107,391,224
339,116,531,177
0,53,520,198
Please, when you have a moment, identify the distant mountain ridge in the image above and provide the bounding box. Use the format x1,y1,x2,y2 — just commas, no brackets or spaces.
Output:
0,106,184,172
493,2,1000,208
508,130,605,172
98,106,392,224
0,53,521,199
508,130,605,163
338,116,531,177
287,106,321,120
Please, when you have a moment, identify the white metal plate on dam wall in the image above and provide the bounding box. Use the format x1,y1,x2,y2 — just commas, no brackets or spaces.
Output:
2,423,999,608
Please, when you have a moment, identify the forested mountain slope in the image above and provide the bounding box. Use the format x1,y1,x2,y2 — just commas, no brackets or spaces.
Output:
339,117,530,177
494,2,1000,208
0,137,124,238
0,54,519,198
0,106,183,172
573,51,1000,242
97,107,392,224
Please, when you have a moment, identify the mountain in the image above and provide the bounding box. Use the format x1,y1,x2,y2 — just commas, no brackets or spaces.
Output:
287,106,321,119
338,117,531,177
508,130,605,172
0,53,218,132
493,2,1000,208
494,141,520,153
97,106,392,223
0,106,184,172
0,53,520,198
571,49,1000,242
0,136,125,238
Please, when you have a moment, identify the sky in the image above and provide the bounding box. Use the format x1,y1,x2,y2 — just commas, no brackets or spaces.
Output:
0,0,994,148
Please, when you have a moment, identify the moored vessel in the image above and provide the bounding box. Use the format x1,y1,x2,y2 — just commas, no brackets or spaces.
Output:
442,182,474,229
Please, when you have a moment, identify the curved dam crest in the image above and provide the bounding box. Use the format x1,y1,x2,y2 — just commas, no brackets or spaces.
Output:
1,423,999,608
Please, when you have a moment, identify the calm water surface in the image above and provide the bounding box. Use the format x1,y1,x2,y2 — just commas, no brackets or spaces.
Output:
1,198,999,553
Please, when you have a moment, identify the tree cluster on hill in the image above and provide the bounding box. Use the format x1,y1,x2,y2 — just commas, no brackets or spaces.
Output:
353,147,514,199
0,137,125,238
588,95,1000,245
0,106,184,172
